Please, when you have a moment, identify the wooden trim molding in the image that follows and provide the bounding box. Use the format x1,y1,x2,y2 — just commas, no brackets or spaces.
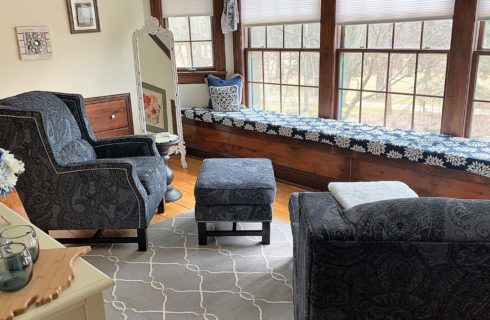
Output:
149,34,171,59
212,0,226,72
441,0,479,136
183,119,490,199
318,0,338,119
233,0,247,104
178,70,227,84
149,0,163,27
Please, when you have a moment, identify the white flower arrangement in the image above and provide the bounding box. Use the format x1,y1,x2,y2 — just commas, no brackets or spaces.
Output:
0,148,25,197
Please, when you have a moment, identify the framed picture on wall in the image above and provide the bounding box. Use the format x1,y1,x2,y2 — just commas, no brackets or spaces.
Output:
66,0,101,34
142,82,168,133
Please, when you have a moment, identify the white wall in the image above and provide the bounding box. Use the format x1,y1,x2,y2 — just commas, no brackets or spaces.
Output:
0,0,147,132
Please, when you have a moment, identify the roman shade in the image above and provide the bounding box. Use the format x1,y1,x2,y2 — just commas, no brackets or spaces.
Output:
479,0,490,19
162,0,213,17
336,0,456,25
241,0,321,26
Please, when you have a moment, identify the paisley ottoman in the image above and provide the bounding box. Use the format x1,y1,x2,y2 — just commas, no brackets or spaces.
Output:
194,158,277,245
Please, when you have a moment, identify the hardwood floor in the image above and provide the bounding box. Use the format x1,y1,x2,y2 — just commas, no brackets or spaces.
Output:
0,156,307,239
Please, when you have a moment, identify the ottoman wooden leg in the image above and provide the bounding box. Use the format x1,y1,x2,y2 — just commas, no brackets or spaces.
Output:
198,222,207,245
262,222,270,245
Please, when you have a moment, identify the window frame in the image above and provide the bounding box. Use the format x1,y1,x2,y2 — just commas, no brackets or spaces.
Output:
151,0,226,84
167,16,216,71
336,21,451,132
233,0,478,137
465,21,490,138
245,24,321,116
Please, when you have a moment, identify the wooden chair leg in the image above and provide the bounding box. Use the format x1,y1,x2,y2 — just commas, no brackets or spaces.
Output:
137,228,148,251
262,222,270,245
198,222,207,245
158,199,165,214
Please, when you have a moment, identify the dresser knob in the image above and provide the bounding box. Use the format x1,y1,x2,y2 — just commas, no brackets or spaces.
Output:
111,114,116,119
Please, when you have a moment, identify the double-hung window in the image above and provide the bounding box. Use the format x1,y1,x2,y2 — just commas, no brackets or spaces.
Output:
167,16,214,70
241,0,321,117
338,20,452,133
247,24,320,117
162,0,225,82
336,0,455,133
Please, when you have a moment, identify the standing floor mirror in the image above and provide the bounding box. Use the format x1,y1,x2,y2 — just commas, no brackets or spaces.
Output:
133,17,187,169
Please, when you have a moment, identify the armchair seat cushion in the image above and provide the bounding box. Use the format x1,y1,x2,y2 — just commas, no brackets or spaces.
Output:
115,156,165,195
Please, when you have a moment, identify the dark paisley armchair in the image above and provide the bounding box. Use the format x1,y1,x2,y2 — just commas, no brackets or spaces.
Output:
0,91,166,251
289,192,490,320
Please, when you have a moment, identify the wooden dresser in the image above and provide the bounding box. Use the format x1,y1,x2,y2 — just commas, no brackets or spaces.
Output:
84,93,134,138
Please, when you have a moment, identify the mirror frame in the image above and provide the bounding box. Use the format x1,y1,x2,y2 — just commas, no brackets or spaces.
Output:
133,17,187,168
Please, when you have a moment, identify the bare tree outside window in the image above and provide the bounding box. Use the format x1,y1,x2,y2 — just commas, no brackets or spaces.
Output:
247,23,320,117
338,20,452,133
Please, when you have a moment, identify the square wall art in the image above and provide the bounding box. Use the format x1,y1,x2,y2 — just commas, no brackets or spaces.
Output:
16,26,53,61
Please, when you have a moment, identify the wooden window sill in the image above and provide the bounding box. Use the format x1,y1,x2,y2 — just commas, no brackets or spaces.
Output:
178,70,227,84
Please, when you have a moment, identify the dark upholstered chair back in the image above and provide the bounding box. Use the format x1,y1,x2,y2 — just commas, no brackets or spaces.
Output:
0,91,96,166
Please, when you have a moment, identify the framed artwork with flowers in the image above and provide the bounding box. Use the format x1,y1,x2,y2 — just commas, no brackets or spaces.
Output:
142,82,168,133
16,26,53,61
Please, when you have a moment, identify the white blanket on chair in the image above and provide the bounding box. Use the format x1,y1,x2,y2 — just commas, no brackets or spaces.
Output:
328,181,419,209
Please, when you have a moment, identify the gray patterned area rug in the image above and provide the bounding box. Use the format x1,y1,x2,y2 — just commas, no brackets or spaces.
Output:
84,212,293,320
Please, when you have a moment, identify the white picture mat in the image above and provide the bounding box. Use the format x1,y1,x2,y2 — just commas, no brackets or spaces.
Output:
69,0,98,31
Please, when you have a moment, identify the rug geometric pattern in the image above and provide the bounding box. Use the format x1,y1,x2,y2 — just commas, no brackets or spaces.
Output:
84,212,293,320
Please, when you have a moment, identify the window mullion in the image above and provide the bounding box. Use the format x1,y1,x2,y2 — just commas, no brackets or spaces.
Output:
411,53,420,130
359,52,365,123
279,51,283,113
187,17,194,69
384,52,391,127
298,51,302,115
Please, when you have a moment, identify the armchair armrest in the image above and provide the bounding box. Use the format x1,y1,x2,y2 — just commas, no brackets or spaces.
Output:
290,192,356,242
91,135,159,158
57,158,148,228
343,197,490,242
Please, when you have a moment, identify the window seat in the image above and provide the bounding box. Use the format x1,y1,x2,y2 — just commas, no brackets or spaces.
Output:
181,107,490,178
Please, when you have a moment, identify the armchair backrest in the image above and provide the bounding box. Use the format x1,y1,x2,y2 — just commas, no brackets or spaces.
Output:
0,91,96,165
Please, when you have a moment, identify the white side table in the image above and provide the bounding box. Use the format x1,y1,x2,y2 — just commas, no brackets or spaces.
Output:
0,204,114,320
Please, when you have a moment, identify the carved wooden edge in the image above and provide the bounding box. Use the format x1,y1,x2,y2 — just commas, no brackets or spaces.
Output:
178,71,227,84
0,246,91,320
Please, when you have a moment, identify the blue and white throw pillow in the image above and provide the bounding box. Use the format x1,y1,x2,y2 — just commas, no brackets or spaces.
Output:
205,73,243,109
209,85,241,112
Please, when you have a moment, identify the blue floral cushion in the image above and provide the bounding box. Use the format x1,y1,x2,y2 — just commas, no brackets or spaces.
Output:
206,74,243,109
182,107,490,178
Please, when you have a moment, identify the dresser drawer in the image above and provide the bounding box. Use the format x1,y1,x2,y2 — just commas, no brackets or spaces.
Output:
84,94,133,138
